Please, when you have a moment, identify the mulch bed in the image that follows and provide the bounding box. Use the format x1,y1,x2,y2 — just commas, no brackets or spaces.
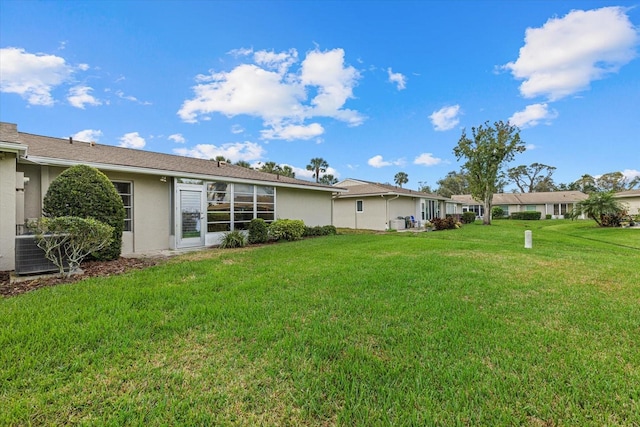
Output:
1,257,161,298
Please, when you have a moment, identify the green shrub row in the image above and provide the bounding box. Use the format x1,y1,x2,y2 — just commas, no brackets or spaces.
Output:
222,218,337,250
510,211,542,220
303,225,337,237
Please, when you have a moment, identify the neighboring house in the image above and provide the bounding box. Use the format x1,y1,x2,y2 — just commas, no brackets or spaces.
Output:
450,191,588,219
0,122,342,272
614,189,640,216
332,178,461,231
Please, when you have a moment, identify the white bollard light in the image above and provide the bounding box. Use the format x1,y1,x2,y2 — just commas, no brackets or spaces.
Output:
524,230,532,249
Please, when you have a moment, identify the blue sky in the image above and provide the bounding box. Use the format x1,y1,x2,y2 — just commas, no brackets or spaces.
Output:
1,0,639,190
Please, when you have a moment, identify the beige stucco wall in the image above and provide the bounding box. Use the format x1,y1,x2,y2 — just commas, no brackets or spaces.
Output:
103,171,171,254
16,165,171,256
618,197,640,216
333,196,419,231
276,187,333,226
0,153,17,271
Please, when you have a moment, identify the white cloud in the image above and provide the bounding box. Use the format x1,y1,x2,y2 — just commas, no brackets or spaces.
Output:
72,129,103,143
622,169,640,181
77,63,90,71
387,68,407,90
168,133,186,143
293,165,339,181
526,144,537,150
0,47,73,106
254,49,298,74
368,155,404,168
230,124,244,134
67,85,101,109
429,105,462,131
119,132,146,149
260,122,324,141
173,141,265,162
178,48,365,139
300,49,364,125
504,6,639,100
414,153,442,166
509,103,559,128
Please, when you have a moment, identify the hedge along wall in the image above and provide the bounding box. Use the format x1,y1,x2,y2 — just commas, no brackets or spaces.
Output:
510,211,542,220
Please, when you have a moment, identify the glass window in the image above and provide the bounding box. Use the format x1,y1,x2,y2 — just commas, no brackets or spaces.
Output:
206,182,275,232
356,200,363,213
112,181,132,232
526,205,537,211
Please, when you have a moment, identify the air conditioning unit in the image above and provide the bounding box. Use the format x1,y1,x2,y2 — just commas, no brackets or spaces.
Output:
14,235,59,275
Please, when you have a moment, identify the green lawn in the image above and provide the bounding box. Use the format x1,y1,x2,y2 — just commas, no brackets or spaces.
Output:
1,220,639,426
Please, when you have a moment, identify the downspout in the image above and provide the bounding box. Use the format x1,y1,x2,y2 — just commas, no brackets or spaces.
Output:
384,194,400,230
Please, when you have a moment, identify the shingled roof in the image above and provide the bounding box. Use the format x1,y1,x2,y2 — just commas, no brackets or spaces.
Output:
335,178,450,200
450,191,588,205
2,122,339,192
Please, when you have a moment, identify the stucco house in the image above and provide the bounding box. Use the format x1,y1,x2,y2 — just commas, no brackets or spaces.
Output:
450,191,589,219
332,179,462,231
0,122,341,272
614,189,640,217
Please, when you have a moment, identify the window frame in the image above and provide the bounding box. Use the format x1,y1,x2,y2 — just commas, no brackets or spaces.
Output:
356,200,364,213
112,181,133,232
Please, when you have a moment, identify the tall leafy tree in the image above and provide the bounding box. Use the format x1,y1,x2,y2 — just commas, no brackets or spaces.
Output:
507,163,556,193
573,174,598,194
453,120,526,225
306,158,329,183
418,181,434,193
596,171,639,192
435,170,470,197
394,172,409,188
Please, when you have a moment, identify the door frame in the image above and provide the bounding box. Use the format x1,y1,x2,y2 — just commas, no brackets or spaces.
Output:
175,183,205,248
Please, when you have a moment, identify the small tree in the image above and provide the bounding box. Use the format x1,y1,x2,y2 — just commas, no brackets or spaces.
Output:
43,165,125,260
248,218,269,244
30,216,113,277
570,192,626,227
453,120,525,225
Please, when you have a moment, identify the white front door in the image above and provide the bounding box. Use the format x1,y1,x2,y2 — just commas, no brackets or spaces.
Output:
177,185,205,248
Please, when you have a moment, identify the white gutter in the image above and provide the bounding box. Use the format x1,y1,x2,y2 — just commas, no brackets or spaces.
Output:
22,155,345,193
0,142,27,154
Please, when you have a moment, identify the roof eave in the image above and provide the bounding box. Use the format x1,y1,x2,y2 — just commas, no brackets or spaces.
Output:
22,155,344,193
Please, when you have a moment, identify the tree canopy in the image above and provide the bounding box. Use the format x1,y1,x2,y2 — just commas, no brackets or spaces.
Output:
507,163,556,193
435,170,470,198
453,120,525,225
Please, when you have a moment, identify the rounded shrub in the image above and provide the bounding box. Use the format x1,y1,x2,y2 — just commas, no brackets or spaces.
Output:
248,218,269,244
43,165,125,260
461,211,477,224
269,219,305,241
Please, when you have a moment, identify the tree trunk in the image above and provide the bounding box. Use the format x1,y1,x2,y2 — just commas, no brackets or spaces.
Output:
483,194,492,225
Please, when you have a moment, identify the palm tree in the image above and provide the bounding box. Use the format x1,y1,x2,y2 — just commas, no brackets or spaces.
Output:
570,191,625,226
394,172,408,188
319,174,338,185
306,158,329,183
235,160,252,168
